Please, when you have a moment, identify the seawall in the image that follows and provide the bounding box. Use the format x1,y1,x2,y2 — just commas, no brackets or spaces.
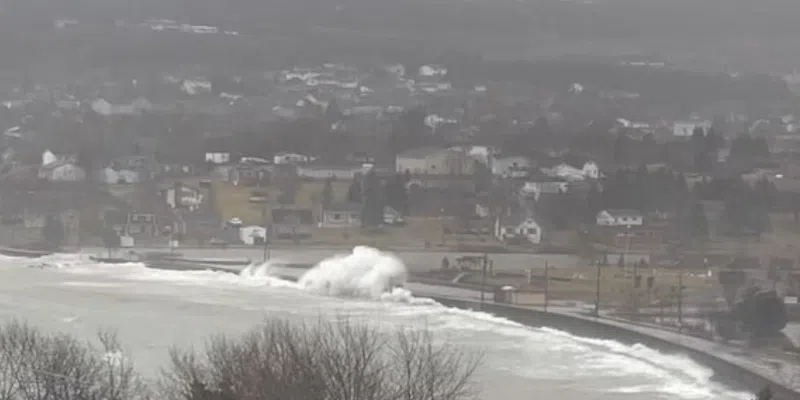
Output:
432,297,799,400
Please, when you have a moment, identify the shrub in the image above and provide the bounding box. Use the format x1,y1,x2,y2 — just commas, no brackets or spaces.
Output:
0,318,482,400
0,320,148,400
158,318,483,400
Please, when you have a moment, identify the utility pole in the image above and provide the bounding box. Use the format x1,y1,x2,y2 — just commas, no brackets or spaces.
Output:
677,262,684,331
480,253,488,309
262,227,270,262
594,259,601,316
544,261,550,312
625,224,633,277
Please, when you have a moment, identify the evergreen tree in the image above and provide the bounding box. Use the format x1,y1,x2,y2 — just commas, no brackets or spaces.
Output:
324,99,343,121
754,177,777,211
321,177,334,208
387,173,410,215
41,216,64,250
691,126,710,173
686,203,709,240
347,175,362,203
612,134,629,164
103,226,121,253
360,170,384,227
634,165,649,211
584,183,603,225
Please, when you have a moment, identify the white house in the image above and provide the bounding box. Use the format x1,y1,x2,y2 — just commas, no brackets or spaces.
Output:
205,151,231,164
100,167,141,184
596,209,644,227
396,147,476,175
521,180,569,199
673,120,712,137
544,161,600,181
39,151,86,182
91,97,153,116
319,203,361,228
491,155,530,177
274,152,314,165
165,184,204,211
494,215,542,245
239,225,268,245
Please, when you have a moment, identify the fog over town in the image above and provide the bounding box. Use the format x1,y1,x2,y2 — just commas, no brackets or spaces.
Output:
1,1,800,400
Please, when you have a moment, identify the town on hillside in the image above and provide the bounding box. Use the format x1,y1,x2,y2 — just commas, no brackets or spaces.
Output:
1,58,800,291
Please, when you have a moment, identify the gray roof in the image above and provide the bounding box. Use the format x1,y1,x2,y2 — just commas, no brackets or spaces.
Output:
398,146,448,159
604,209,642,218
325,202,361,212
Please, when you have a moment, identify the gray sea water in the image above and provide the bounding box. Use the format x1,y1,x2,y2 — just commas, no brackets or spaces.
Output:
0,250,752,400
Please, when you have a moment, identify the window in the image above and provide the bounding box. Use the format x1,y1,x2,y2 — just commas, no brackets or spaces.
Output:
331,212,343,221
526,227,538,235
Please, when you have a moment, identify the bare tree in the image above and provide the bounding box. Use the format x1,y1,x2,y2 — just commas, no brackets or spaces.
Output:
158,317,483,400
0,320,148,400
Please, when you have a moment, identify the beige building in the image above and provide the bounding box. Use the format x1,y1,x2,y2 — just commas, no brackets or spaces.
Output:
396,147,476,175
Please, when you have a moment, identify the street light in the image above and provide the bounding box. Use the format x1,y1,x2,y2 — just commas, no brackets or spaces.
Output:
480,253,488,309
594,258,601,317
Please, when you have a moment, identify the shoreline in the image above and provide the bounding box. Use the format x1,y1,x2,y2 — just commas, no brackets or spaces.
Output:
137,258,800,399
430,296,800,400
9,249,797,398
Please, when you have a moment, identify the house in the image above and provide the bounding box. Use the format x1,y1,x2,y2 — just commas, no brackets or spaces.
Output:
297,164,368,180
698,200,725,239
38,161,86,182
274,152,314,165
319,202,361,228
271,208,314,239
542,161,600,182
165,183,204,211
229,164,272,187
124,212,160,237
491,155,530,177
396,147,476,176
239,225,268,245
205,151,231,165
596,209,644,227
99,167,141,184
521,177,569,198
673,120,712,137
91,97,153,117
158,163,196,179
494,214,542,245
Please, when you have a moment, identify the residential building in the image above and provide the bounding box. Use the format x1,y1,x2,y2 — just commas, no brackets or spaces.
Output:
543,161,600,181
274,152,314,165
205,151,231,165
271,208,314,239
165,184,204,211
297,164,368,180
673,120,712,137
38,161,86,182
596,209,644,227
396,147,476,175
228,164,272,187
494,214,542,245
124,212,159,237
239,225,268,245
99,167,141,184
521,177,569,198
319,203,361,228
491,155,530,177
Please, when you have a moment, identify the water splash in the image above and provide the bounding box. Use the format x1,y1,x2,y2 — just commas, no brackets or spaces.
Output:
297,246,408,299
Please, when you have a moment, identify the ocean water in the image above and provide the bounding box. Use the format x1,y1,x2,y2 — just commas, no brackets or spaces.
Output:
0,247,751,400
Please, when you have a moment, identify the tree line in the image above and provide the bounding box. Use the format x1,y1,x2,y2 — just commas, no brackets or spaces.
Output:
580,166,778,239
333,170,411,228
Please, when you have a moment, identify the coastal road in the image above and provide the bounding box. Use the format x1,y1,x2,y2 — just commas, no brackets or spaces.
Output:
84,246,584,273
